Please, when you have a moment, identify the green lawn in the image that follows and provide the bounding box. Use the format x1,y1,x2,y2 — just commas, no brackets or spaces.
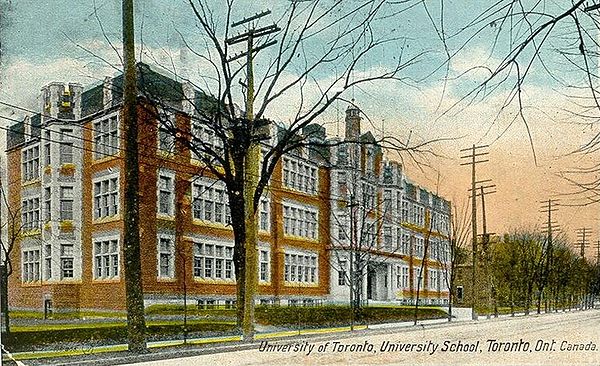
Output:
4,305,447,352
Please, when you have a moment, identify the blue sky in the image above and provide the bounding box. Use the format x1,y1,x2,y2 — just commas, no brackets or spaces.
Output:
2,0,600,246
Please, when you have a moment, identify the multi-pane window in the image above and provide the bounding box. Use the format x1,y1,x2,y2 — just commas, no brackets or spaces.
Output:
362,182,375,210
284,252,317,284
94,238,119,279
22,249,40,283
22,145,40,181
337,171,347,200
158,113,175,153
192,180,231,225
395,228,402,252
363,221,376,246
383,226,393,250
59,186,74,220
414,267,422,290
259,249,270,282
440,270,449,291
283,202,318,239
44,244,52,280
413,204,425,227
383,190,392,213
44,187,51,223
401,201,409,221
259,197,270,232
338,260,347,286
402,233,410,255
396,266,409,289
430,239,438,261
43,131,51,166
282,157,318,194
94,177,119,219
191,121,224,161
94,115,119,159
441,240,450,263
414,236,424,258
158,236,175,278
21,197,40,230
337,215,348,241
157,172,174,216
193,242,234,280
60,244,74,279
59,129,74,164
429,269,439,290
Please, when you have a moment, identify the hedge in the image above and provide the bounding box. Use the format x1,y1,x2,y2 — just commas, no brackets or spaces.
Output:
254,305,446,327
3,322,237,352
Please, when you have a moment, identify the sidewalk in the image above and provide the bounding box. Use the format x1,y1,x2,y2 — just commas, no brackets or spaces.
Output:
5,307,595,365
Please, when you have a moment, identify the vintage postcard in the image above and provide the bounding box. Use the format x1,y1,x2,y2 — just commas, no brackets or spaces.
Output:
0,1,599,365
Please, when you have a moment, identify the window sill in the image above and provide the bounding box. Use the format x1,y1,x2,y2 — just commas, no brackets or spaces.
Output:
156,277,176,282
280,187,318,197
157,214,175,221
21,229,42,237
22,179,41,188
193,278,236,284
191,219,232,230
92,155,120,165
283,282,319,288
282,234,319,243
92,278,121,283
92,216,121,224
21,282,43,287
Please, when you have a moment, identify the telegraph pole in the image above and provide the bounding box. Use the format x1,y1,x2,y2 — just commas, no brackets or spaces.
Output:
460,144,489,320
226,11,279,342
540,199,559,313
576,228,592,258
472,183,496,319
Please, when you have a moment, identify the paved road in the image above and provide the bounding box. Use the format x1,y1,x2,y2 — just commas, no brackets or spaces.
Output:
126,310,600,366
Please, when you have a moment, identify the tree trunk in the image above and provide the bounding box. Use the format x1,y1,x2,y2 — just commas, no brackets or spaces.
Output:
122,0,146,353
230,193,247,330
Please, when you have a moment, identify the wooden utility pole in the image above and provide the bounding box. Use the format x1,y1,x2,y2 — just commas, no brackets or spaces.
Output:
576,227,592,258
460,144,489,321
226,11,279,342
472,183,496,319
122,0,147,353
540,199,559,313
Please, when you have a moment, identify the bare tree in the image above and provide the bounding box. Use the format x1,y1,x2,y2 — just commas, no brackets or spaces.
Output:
328,167,393,326
0,163,28,334
141,0,440,341
441,200,470,321
447,2,600,201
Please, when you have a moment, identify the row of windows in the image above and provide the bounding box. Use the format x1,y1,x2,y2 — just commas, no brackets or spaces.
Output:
23,243,75,283
283,203,318,239
282,157,318,194
21,118,118,184
23,130,76,181
284,253,318,284
335,174,449,232
336,222,449,261
94,116,119,159
22,186,74,229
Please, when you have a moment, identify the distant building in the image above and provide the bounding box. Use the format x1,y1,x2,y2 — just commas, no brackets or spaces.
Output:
5,64,451,313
